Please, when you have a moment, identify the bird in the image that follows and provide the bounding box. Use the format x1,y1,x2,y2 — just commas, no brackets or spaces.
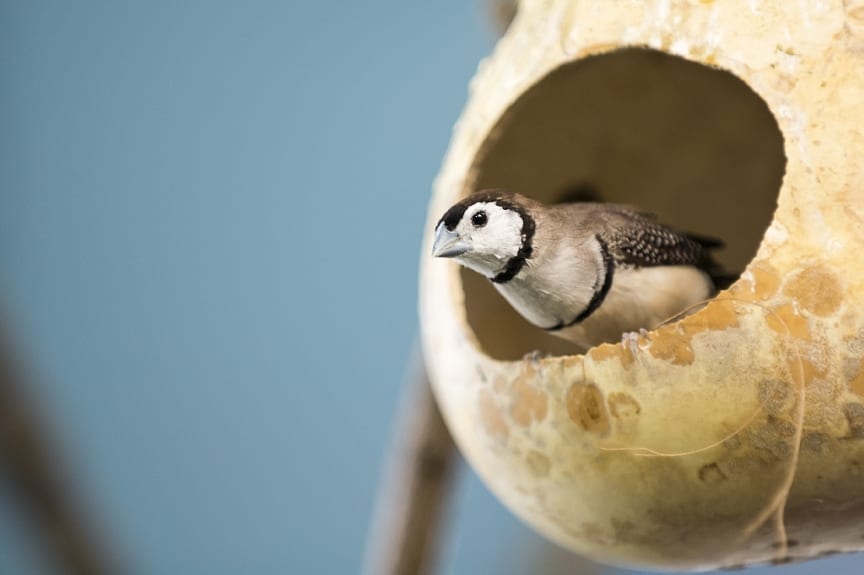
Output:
431,189,729,351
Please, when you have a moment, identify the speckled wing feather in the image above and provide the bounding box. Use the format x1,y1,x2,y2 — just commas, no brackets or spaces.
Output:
595,207,725,280
608,220,706,267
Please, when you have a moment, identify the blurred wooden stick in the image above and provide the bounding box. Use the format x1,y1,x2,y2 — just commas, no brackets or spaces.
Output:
363,348,458,575
487,0,518,35
0,327,116,575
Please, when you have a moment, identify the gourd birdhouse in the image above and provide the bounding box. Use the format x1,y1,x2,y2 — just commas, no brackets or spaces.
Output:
420,0,864,570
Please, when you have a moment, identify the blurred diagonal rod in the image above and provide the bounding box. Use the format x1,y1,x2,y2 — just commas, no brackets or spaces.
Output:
363,347,458,575
0,327,116,575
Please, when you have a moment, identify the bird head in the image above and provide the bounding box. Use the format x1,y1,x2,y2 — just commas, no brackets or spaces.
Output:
432,192,532,280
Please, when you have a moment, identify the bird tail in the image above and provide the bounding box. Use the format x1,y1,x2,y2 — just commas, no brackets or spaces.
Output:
684,233,739,290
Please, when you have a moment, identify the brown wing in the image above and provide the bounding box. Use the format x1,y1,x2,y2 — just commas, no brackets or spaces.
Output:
589,205,728,282
608,219,709,268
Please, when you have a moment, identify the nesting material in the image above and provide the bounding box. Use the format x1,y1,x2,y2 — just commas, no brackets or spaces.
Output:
420,0,864,569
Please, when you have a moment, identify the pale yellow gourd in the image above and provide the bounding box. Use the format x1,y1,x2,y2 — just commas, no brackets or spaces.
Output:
419,0,864,569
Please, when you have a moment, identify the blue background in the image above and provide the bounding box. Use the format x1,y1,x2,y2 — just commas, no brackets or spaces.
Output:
0,2,861,574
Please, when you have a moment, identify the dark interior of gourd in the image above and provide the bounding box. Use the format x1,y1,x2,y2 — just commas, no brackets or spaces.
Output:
461,48,786,361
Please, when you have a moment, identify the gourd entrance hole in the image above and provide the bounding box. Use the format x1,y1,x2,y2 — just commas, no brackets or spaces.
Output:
460,48,786,361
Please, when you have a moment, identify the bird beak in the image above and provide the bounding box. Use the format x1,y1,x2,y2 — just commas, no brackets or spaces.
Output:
432,224,470,258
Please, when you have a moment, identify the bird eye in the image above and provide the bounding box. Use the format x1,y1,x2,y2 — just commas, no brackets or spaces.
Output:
471,210,488,228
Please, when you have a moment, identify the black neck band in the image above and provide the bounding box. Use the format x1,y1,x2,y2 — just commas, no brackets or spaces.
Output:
546,236,614,331
491,209,535,284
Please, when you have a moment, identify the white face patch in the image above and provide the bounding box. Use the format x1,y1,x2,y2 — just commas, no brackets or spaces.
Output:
454,202,524,276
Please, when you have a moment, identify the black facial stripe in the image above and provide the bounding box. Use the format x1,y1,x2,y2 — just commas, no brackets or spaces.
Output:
438,203,468,231
491,203,535,284
545,235,614,331
437,190,523,232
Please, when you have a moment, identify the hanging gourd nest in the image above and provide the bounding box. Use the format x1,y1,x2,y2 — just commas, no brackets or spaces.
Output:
420,0,864,570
